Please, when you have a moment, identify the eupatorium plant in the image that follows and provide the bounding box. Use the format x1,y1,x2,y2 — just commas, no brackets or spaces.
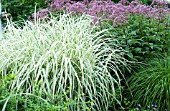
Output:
34,0,170,27
0,14,127,111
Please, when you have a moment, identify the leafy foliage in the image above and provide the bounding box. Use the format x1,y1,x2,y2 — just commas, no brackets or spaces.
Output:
128,56,170,110
2,0,47,24
0,75,92,111
102,14,170,61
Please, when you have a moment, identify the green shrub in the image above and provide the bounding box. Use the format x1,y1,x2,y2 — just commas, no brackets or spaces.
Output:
0,14,128,110
101,14,170,62
127,56,170,110
2,0,47,24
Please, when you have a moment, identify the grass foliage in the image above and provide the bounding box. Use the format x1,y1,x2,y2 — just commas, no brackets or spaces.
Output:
128,56,170,110
0,14,127,110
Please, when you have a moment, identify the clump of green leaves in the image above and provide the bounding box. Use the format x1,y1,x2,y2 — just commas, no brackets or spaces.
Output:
102,14,170,62
0,74,92,111
127,56,170,110
0,75,92,111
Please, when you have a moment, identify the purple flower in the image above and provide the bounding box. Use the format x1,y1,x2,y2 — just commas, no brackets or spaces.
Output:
137,104,141,107
108,14,116,20
151,0,167,8
33,0,170,25
50,3,62,11
147,105,151,109
136,107,139,110
83,0,89,4
69,2,87,13
154,104,158,108
93,17,99,23
152,104,158,108
113,15,127,27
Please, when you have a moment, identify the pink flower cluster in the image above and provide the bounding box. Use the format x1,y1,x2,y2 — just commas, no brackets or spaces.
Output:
34,0,170,26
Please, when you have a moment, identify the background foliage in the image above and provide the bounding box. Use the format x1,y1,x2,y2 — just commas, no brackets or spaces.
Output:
0,75,92,111
2,0,47,23
102,14,170,62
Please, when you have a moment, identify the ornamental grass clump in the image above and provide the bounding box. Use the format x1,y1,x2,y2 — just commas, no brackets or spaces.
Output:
0,14,127,110
128,56,170,110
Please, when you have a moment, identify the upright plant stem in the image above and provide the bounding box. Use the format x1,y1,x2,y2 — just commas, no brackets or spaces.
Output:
0,1,2,38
